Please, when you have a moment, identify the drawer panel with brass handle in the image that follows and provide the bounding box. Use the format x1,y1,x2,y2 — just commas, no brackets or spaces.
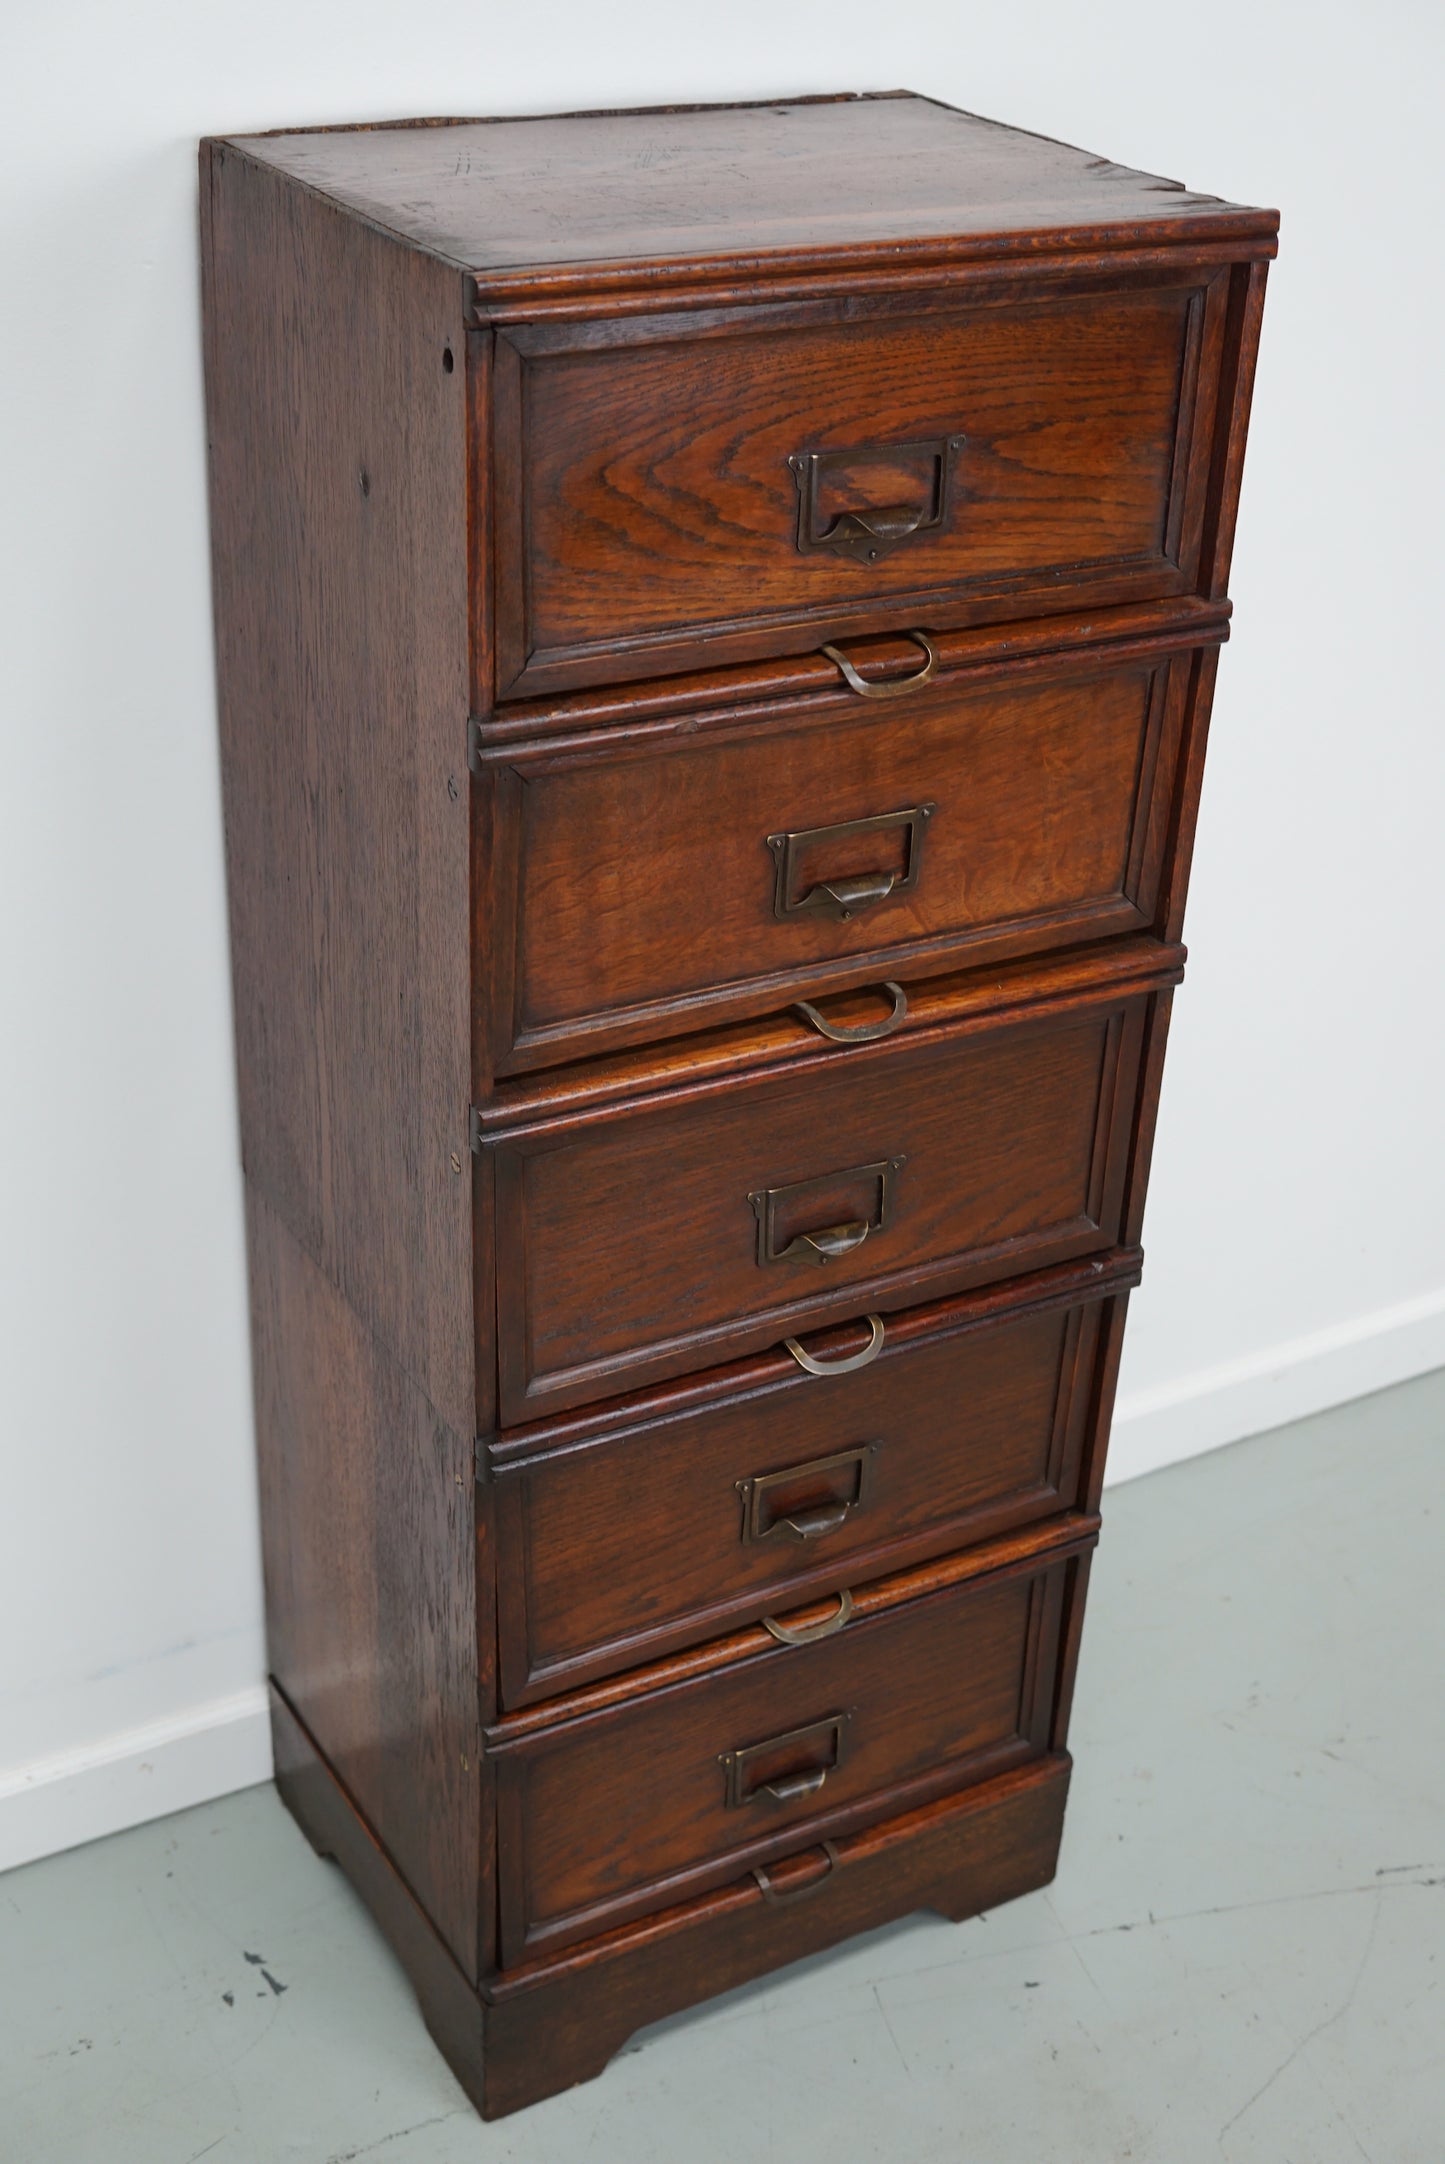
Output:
486,964,1165,1421
477,643,1199,1074
487,1539,1082,1964
488,1252,1136,1707
490,270,1229,696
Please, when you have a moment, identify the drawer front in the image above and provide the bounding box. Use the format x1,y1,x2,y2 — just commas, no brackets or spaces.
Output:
491,1549,1075,1962
492,274,1225,695
493,1261,1133,1705
484,1757,1074,2102
490,993,1147,1420
486,652,1188,1072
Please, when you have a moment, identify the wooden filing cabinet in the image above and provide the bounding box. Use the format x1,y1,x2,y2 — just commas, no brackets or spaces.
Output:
200,92,1274,2119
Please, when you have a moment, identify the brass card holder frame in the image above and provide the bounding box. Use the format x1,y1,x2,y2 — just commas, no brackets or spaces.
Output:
719,1711,852,1810
767,804,935,923
749,1155,905,1268
789,434,965,564
737,1443,880,1546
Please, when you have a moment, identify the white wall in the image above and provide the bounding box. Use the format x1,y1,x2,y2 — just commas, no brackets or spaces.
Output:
3,0,1442,1872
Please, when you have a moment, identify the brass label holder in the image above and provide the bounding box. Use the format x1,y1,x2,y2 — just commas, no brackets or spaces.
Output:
737,1443,880,1545
719,1711,852,1810
789,434,964,564
767,804,935,923
749,1156,905,1268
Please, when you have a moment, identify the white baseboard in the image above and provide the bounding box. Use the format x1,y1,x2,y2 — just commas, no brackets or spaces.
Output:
1106,1281,1445,1486
0,1685,273,1876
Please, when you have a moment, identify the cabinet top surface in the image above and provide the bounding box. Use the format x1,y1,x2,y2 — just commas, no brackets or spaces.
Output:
225,92,1276,289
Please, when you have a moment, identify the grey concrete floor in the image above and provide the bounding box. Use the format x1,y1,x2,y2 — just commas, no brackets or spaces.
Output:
3,1372,1442,2163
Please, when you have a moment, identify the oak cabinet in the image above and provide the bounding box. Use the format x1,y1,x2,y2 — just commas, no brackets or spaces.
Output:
201,90,1273,2118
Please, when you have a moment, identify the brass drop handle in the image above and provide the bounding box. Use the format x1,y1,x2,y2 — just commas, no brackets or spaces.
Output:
752,1839,841,1907
762,1589,854,1646
822,631,939,699
794,981,908,1045
783,1314,886,1376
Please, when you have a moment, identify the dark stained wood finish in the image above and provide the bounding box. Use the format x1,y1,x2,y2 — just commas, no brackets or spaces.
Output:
1047,1548,1097,1750
271,1684,491,2115
275,1666,1072,2119
472,594,1231,747
204,94,1271,2119
488,1511,1095,1744
492,272,1226,694
247,1190,483,1977
234,93,1275,310
489,970,1162,1418
200,139,476,1440
480,645,1204,1069
490,1254,1137,1705
489,1535,1083,1962
479,933,1183,1127
481,1752,1073,2114
1199,262,1271,602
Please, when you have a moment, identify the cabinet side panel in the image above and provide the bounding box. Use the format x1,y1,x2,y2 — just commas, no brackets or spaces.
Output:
201,139,474,1438
1199,259,1269,602
248,1186,481,1979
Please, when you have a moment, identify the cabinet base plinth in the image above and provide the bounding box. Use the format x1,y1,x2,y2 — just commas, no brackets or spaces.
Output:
271,1682,1070,2121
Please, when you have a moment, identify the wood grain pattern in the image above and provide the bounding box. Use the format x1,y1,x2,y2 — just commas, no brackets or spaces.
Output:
1199,261,1271,602
247,1188,482,1978
491,1544,1077,1962
487,1513,1097,1743
490,1264,1134,1706
481,1755,1072,2113
203,91,1272,2120
200,139,474,1439
276,1672,1072,2120
470,593,1231,747
1048,1549,1096,1749
487,1249,1140,1468
493,274,1225,693
482,650,1191,1071
488,985,1152,1418
270,1684,491,2113
478,933,1185,1130
232,93,1276,306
